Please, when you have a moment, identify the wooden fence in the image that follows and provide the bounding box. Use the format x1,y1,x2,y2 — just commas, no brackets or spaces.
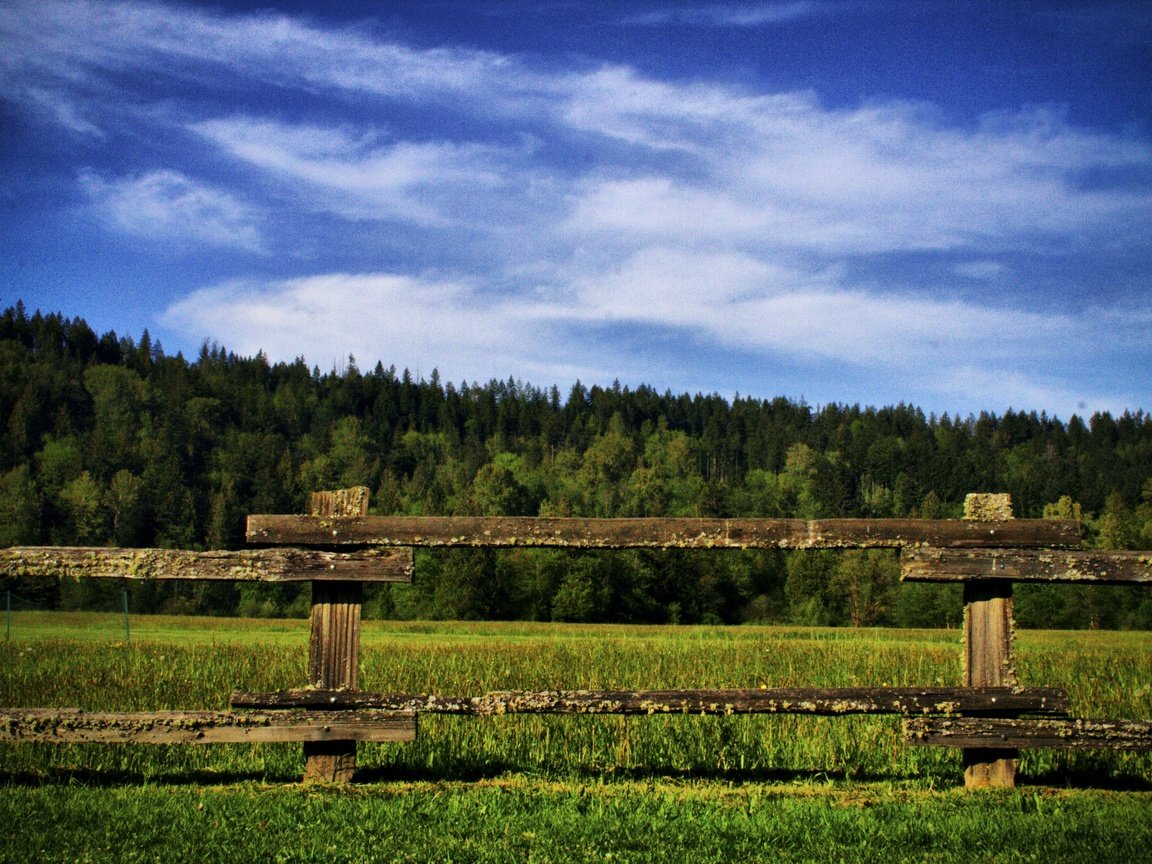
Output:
2,490,1150,788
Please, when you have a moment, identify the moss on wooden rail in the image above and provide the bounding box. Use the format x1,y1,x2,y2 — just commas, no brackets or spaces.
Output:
902,548,1152,584
0,708,416,744
245,515,1080,550
0,546,413,582
230,687,1070,717
904,717,1152,750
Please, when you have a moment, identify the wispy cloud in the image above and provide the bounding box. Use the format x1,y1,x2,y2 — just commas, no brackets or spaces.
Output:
622,2,826,27
190,118,531,227
0,0,555,133
161,273,602,386
21,87,104,137
561,93,1152,254
4,0,1150,415
163,255,1146,419
80,170,264,252
953,261,1006,281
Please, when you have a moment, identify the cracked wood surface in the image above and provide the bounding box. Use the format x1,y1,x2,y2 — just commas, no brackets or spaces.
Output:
902,548,1152,584
304,487,368,784
245,515,1080,550
230,687,1069,717
905,717,1152,750
0,546,413,582
0,709,416,744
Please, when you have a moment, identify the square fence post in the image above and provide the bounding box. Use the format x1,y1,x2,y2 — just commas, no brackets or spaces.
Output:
303,486,369,783
962,492,1017,789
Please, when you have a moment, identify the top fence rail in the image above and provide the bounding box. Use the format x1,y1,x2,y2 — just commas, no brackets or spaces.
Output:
245,515,1080,550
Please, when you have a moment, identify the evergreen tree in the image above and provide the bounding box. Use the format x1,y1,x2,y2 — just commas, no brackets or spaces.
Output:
1,303,1150,626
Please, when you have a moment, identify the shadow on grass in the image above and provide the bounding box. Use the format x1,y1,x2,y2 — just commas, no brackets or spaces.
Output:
6,760,1146,791
0,766,286,787
1019,769,1152,793
355,762,907,787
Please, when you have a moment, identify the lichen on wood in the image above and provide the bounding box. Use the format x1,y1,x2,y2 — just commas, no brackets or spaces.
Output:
905,717,1152,751
0,546,413,583
244,515,1080,550
0,708,416,744
230,686,1069,717
902,548,1152,585
963,493,1014,522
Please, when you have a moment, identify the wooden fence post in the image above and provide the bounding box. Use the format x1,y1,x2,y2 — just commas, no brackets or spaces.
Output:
962,492,1017,789
303,486,369,783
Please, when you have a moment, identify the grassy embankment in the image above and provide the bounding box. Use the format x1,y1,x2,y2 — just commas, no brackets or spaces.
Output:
1,613,1149,863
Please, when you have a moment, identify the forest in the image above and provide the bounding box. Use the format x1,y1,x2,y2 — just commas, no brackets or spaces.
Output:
2,302,1150,628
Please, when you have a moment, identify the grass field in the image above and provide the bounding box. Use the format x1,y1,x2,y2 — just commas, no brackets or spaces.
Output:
1,612,1150,862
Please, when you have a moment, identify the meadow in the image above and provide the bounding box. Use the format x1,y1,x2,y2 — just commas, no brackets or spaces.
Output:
1,612,1150,863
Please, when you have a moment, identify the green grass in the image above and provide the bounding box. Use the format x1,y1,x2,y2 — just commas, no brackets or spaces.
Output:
3,781,1151,864
2,613,1150,862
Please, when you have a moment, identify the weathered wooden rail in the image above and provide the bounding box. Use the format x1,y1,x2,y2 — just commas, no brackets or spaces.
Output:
0,709,415,745
0,545,414,582
3,489,1150,788
244,513,1080,549
228,686,1071,717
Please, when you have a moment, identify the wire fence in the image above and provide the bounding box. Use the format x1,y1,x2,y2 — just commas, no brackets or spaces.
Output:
5,588,131,642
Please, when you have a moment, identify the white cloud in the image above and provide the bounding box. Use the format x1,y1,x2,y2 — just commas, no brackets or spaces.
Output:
562,95,1152,255
935,367,1119,420
954,261,1006,281
22,87,103,137
190,118,525,226
5,0,1150,414
160,259,1141,421
11,0,1151,259
542,244,1078,369
161,273,608,386
0,0,555,132
562,177,779,244
623,3,824,27
80,170,264,251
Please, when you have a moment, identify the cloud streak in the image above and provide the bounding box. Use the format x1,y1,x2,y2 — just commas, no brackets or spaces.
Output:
161,273,602,386
80,170,264,252
190,118,532,227
622,2,827,28
164,257,1141,420
2,0,1150,416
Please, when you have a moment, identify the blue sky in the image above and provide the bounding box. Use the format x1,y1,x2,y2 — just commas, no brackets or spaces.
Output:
2,1,1150,418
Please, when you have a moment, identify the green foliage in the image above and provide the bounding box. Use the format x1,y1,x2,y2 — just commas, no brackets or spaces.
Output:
60,470,105,543
4,783,1151,864
2,303,1152,626
551,556,609,621
0,464,38,546
831,551,899,627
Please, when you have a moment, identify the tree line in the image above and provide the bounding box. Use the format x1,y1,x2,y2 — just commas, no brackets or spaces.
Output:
2,303,1150,628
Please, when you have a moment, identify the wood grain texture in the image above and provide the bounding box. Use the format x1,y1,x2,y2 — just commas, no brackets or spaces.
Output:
960,494,1018,788
905,717,1152,751
303,488,368,784
245,515,1080,550
902,548,1152,584
0,709,415,744
230,687,1070,717
0,545,412,582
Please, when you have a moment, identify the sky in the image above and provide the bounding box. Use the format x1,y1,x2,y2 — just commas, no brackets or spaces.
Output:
1,0,1150,419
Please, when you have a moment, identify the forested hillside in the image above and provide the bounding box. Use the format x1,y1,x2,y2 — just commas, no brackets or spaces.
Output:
3,303,1150,628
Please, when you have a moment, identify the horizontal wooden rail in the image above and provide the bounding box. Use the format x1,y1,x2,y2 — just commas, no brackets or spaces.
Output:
231,687,1069,717
246,516,1080,550
902,548,1152,584
905,717,1152,751
0,708,416,744
0,546,413,583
